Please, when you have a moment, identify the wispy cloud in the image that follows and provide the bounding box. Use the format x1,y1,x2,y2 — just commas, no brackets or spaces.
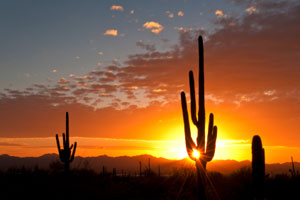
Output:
264,90,276,96
104,29,118,36
136,40,156,52
110,5,124,12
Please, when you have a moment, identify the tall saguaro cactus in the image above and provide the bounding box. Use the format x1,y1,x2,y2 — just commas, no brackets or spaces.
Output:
56,112,77,173
181,35,218,199
252,135,265,199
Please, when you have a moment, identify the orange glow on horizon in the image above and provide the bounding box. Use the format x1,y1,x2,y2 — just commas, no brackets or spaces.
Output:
0,104,299,163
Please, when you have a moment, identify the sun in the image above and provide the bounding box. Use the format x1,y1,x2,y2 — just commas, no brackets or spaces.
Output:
192,149,200,159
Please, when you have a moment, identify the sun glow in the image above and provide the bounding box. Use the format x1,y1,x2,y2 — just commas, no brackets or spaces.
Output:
192,149,200,159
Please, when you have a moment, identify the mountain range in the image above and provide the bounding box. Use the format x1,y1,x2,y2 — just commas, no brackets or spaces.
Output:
0,154,298,175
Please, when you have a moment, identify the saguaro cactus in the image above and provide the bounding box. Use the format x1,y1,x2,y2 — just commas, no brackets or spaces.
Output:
56,112,77,173
181,35,218,199
289,156,297,178
252,135,265,199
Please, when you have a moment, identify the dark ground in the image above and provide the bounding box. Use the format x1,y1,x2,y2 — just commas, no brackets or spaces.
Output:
0,167,299,200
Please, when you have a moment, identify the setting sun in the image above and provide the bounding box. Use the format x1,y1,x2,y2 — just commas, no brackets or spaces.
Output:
192,149,200,159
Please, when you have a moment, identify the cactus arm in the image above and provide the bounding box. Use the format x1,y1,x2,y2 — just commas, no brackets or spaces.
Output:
207,113,214,142
62,133,66,150
189,71,198,126
56,134,61,153
66,112,69,148
202,114,213,161
70,142,77,162
204,125,217,162
181,91,197,160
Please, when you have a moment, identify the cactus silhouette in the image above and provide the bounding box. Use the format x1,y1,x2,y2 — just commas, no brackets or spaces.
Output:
252,135,265,200
289,156,298,178
181,35,218,199
56,112,77,173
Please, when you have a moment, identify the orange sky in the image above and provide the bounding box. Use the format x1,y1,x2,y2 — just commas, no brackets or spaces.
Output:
0,100,299,163
0,1,300,163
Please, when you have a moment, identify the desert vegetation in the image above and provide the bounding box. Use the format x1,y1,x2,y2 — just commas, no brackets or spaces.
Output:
56,112,77,173
0,164,299,199
181,35,218,199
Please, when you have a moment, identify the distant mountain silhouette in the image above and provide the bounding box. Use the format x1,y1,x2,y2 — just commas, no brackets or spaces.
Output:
0,154,298,175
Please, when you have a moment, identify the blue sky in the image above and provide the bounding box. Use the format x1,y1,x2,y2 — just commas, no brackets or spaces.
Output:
0,0,246,91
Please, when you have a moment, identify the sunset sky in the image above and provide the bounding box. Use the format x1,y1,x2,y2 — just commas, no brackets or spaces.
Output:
0,0,300,163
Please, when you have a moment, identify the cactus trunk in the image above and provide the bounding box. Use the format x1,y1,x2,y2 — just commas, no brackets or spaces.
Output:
65,162,70,173
181,35,218,200
196,160,207,200
252,135,265,200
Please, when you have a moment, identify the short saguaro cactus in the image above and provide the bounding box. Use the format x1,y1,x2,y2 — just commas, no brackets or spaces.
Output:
56,112,77,173
252,135,265,199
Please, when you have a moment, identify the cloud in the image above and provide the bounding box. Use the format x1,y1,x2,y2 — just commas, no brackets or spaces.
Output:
215,9,224,18
58,77,69,84
0,90,184,140
0,142,25,147
165,11,174,18
178,11,184,17
112,58,119,65
136,40,156,52
104,29,118,36
264,90,276,96
84,0,300,107
143,21,164,34
246,6,258,14
110,5,124,12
